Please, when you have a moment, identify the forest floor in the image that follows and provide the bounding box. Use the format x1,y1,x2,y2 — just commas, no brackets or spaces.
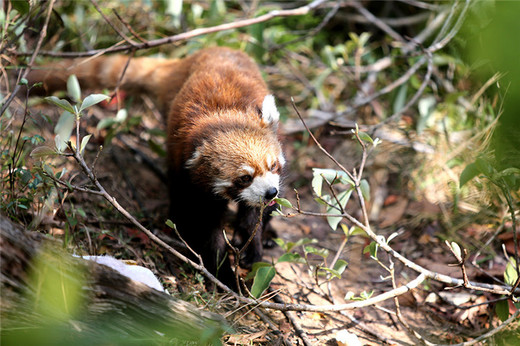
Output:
12,97,518,345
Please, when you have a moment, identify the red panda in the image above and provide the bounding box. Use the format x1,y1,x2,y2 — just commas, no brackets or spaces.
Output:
27,47,285,287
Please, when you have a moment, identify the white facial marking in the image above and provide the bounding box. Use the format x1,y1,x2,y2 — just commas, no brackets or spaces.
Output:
240,165,255,175
261,95,279,125
185,150,201,168
239,172,280,205
266,156,274,169
213,178,232,195
278,153,286,167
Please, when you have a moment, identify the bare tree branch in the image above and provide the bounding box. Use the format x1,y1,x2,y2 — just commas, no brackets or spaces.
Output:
15,0,327,58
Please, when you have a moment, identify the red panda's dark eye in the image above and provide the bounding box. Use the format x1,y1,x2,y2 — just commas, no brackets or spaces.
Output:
270,162,279,172
239,175,252,184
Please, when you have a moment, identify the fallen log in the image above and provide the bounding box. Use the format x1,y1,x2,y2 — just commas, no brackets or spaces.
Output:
0,214,229,345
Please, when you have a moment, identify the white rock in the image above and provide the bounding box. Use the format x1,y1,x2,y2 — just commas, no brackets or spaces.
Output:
336,329,362,346
79,255,164,292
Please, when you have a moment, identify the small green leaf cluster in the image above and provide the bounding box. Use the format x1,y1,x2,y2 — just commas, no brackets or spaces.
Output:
494,257,520,322
312,168,355,231
30,75,109,159
344,290,374,301
460,156,520,192
247,237,348,298
0,107,54,221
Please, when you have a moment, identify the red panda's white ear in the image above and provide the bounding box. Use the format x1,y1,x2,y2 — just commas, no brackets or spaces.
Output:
261,95,279,126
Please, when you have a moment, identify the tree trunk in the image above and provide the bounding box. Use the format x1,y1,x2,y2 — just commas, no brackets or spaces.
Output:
0,214,228,345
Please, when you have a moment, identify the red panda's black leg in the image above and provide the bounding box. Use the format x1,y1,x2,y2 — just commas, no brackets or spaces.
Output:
168,168,237,289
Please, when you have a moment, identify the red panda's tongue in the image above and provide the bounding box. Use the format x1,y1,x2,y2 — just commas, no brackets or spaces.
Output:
268,200,276,207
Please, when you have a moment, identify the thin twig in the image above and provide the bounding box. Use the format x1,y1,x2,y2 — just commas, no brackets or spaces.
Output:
291,98,355,182
90,0,138,46
272,294,313,346
0,0,56,116
111,8,147,43
348,1,405,43
270,1,341,51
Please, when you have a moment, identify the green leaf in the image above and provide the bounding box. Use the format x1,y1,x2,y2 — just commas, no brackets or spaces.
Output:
276,253,305,264
30,146,57,159
272,238,286,250
45,96,75,113
450,242,462,259
76,208,87,218
475,157,494,177
56,167,67,179
11,0,30,15
80,134,92,155
311,173,323,197
360,290,374,300
96,117,117,130
360,179,370,201
287,238,317,252
318,267,342,279
495,299,510,322
393,83,408,114
55,135,65,152
504,257,518,286
18,168,32,185
43,164,54,177
245,261,272,280
332,259,348,275
326,188,353,231
67,75,81,102
304,246,329,258
363,241,378,259
348,226,367,237
79,94,110,113
357,131,373,145
460,162,480,187
250,265,276,298
54,111,75,152
165,219,176,229
274,197,292,208
312,169,354,196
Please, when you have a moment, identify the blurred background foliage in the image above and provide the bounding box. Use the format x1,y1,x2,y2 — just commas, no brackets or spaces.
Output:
1,0,519,342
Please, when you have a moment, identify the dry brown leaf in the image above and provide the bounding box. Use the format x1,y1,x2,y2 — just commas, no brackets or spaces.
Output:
226,330,267,344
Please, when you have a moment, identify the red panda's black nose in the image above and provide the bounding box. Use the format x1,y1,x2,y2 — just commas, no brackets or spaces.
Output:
265,187,278,200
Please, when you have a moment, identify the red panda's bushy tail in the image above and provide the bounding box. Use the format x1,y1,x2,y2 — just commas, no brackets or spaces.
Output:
26,55,185,113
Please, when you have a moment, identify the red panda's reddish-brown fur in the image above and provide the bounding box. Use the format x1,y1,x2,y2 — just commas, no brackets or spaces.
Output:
27,47,285,288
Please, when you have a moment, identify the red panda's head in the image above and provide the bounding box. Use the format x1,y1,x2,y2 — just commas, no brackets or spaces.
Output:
186,95,284,206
